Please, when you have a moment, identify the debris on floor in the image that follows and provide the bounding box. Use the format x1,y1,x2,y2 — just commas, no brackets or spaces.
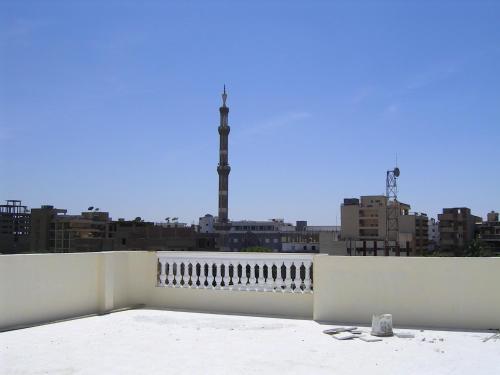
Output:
358,335,383,342
332,332,358,340
395,332,415,339
323,327,357,335
323,325,418,343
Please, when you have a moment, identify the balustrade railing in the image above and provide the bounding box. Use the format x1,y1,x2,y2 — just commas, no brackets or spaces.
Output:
157,252,314,293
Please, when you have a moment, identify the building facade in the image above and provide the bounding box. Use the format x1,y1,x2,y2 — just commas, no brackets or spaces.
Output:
0,200,31,254
340,195,427,256
438,207,482,256
428,218,440,253
477,211,500,255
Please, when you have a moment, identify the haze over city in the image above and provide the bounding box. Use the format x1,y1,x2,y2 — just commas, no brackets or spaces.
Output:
1,1,499,224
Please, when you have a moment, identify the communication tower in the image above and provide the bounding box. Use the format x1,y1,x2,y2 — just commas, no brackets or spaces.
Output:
385,167,400,255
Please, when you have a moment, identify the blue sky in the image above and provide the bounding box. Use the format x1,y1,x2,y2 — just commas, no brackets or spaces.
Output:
1,1,499,225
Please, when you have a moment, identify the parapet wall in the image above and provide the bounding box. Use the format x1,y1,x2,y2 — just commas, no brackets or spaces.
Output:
1,252,499,331
313,256,500,330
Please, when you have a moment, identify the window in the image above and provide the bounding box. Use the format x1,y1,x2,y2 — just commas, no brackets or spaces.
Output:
122,238,127,245
233,238,238,243
265,238,270,243
273,238,278,243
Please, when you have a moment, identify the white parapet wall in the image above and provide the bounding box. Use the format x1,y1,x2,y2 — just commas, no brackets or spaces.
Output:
313,256,500,330
1,252,500,331
0,252,133,330
151,252,314,319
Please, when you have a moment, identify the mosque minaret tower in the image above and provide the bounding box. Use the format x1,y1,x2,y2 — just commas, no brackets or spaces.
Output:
216,86,231,236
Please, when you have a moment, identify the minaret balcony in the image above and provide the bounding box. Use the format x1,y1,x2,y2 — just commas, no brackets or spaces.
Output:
217,165,231,174
218,125,230,135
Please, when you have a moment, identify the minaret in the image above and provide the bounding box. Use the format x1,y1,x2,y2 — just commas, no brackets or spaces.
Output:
216,85,231,230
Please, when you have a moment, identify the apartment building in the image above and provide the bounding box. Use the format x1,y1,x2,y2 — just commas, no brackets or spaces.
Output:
29,206,215,253
428,218,440,253
438,207,482,256
477,211,500,255
0,200,30,254
340,195,427,256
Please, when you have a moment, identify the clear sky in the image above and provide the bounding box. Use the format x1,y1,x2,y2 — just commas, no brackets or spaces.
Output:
1,1,499,225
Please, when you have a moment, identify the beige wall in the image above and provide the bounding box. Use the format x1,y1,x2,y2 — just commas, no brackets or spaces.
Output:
0,251,312,330
313,256,500,330
2,252,499,331
0,253,101,329
149,288,313,319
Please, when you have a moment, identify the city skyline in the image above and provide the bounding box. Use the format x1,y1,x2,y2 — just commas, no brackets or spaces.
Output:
1,1,499,225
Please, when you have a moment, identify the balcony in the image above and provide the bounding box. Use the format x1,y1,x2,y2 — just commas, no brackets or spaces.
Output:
1,252,500,374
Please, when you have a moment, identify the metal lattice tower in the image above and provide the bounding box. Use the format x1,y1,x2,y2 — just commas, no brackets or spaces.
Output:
385,167,400,254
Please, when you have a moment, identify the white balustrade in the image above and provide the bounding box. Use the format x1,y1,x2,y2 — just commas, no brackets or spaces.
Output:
156,252,314,294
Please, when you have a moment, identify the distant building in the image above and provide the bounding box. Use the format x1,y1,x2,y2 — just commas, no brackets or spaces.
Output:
438,207,482,256
31,209,114,252
30,205,67,252
227,219,283,252
29,205,216,253
0,200,30,254
199,214,215,234
477,211,500,255
340,195,428,256
428,218,440,253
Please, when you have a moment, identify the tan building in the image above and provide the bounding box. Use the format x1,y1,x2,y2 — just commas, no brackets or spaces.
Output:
476,211,500,255
438,207,482,256
30,205,216,253
340,195,428,256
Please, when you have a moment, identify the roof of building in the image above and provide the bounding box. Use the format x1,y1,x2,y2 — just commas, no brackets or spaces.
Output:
2,309,498,375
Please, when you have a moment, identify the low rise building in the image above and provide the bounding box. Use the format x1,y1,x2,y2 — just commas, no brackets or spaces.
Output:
29,206,215,253
0,200,30,253
340,196,427,256
438,207,482,256
477,211,500,255
428,218,440,253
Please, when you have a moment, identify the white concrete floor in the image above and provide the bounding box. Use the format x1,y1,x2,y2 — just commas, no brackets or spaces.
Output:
1,309,499,375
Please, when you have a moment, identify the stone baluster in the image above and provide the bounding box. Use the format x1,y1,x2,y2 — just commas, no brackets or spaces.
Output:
222,262,231,289
201,262,208,288
293,260,303,293
179,261,186,287
303,260,312,292
186,261,193,288
248,261,256,290
264,261,274,292
257,261,265,291
284,261,293,292
193,262,200,288
159,258,167,286
241,261,249,290
167,261,175,286
207,262,215,289
274,261,284,292
231,261,239,290
215,261,222,289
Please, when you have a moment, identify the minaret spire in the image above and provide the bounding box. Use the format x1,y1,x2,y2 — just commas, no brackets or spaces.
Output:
216,86,231,249
222,84,227,107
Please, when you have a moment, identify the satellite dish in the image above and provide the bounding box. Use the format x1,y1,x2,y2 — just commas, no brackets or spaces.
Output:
394,167,400,177
88,206,94,211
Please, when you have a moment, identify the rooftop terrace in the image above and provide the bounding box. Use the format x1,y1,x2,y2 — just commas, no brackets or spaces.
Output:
1,251,500,374
2,309,499,375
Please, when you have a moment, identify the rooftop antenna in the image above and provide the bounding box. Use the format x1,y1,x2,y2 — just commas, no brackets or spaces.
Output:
385,165,400,255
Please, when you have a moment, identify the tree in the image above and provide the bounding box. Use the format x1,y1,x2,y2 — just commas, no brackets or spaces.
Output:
239,246,274,253
465,239,492,257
